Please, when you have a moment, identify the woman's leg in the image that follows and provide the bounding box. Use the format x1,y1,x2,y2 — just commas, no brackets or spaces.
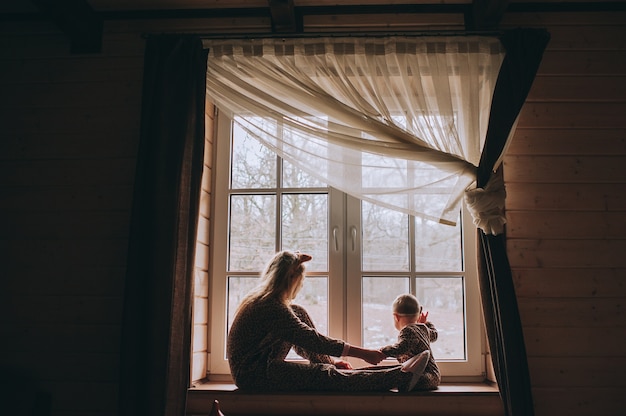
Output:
265,360,413,392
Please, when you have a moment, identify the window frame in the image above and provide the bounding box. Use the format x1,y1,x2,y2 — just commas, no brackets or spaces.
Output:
207,111,486,381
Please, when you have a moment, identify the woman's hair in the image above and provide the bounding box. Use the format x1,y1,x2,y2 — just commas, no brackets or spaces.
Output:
392,293,422,316
237,251,308,313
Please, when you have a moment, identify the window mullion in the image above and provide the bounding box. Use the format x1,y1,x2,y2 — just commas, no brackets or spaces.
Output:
276,122,283,251
344,193,362,353
327,188,344,342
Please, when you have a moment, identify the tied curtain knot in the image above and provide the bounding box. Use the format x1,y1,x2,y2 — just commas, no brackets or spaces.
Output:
464,172,507,235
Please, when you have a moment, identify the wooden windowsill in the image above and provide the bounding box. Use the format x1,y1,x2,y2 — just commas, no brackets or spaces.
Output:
186,381,503,416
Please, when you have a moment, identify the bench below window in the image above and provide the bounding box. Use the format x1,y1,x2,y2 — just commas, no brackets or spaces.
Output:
186,381,502,416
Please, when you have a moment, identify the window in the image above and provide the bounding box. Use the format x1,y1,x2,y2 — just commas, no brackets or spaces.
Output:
208,112,484,380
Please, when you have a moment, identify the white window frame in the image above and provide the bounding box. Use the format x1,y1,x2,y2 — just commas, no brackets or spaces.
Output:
208,111,485,381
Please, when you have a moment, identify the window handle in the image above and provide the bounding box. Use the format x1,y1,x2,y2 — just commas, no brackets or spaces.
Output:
350,226,357,252
332,226,339,251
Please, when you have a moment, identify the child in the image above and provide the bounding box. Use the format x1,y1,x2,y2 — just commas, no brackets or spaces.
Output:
380,293,441,390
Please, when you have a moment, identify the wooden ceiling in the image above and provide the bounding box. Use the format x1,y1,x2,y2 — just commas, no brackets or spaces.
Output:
1,1,622,53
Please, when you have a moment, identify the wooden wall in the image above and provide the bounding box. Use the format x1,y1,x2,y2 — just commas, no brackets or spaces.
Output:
192,100,215,383
501,10,626,416
0,19,145,415
0,6,624,416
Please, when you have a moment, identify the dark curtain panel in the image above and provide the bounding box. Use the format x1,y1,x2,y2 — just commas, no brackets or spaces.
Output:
119,36,208,416
477,28,550,416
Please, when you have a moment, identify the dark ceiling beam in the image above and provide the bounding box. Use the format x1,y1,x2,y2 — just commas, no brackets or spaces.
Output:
30,0,102,53
469,0,509,30
269,0,297,33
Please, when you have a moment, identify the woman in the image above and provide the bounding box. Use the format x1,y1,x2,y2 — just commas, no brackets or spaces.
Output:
226,250,429,392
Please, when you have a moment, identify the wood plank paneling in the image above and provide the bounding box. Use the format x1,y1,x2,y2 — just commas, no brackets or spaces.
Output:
504,155,626,183
303,12,465,31
0,81,143,109
195,270,209,298
508,129,626,156
506,211,626,239
194,240,209,270
0,55,143,83
0,239,129,266
517,102,626,128
41,381,119,412
191,107,214,383
527,76,626,102
501,11,626,416
0,159,137,186
528,357,626,387
0,185,134,211
197,216,210,244
537,50,626,75
7,296,123,324
518,297,624,327
0,22,141,416
532,388,626,416
5,212,131,239
2,107,140,134
505,183,626,211
12,351,120,382
193,296,208,325
508,239,626,268
3,324,122,353
513,268,626,298
5,266,126,296
524,327,626,357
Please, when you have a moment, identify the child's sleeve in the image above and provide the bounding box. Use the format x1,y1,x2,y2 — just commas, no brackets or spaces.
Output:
380,329,413,358
425,321,438,343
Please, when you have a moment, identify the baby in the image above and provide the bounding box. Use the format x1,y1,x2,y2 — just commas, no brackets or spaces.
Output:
380,293,441,390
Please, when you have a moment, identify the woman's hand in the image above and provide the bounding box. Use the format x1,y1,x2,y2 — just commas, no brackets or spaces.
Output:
347,345,386,365
334,359,353,369
362,349,386,365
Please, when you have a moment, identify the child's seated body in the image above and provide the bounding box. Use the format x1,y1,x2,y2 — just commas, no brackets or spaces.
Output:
380,294,441,390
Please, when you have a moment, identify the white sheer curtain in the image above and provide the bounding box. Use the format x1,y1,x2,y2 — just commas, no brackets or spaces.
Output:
204,36,505,226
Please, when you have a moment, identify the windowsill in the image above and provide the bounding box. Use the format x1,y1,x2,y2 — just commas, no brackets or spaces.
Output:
186,380,502,416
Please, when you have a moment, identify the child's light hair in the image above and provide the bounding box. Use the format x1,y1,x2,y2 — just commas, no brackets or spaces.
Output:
392,293,422,316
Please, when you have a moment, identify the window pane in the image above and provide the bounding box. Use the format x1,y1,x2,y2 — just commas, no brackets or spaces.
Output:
227,276,259,333
231,122,276,189
287,276,329,359
416,277,465,360
227,276,328,361
361,277,410,349
281,193,328,272
361,201,409,271
414,214,462,271
282,159,326,188
361,153,408,188
229,194,276,271
294,276,328,335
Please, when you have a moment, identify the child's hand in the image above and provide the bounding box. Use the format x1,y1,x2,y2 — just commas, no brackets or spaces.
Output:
418,311,429,323
334,360,353,369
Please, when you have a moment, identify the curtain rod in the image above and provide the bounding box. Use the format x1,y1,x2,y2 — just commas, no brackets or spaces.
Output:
142,30,505,40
